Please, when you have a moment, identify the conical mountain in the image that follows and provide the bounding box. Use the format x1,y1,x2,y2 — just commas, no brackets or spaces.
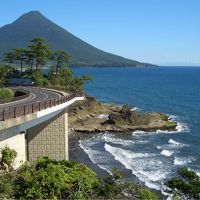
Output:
0,11,151,67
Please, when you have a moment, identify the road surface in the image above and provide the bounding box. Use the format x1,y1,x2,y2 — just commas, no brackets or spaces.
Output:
0,87,62,111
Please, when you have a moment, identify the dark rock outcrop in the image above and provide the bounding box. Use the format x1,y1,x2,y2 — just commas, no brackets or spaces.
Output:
69,97,177,134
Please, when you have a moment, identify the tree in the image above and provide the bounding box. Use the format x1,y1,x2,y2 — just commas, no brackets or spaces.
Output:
28,38,51,70
3,52,15,66
12,48,27,74
51,50,70,75
25,50,35,72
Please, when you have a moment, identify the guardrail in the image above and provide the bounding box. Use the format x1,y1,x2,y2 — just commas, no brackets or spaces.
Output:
0,92,82,121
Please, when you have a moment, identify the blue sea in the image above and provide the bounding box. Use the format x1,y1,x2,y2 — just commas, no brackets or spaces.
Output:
72,66,200,194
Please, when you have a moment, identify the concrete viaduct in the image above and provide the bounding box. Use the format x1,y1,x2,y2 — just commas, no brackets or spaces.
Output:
0,87,84,168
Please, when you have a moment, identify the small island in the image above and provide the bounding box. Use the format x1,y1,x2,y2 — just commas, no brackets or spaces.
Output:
69,96,177,134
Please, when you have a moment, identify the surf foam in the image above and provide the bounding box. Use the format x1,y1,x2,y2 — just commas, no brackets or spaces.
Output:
103,133,135,146
132,115,189,136
104,143,170,191
160,149,174,157
157,139,189,150
174,156,196,165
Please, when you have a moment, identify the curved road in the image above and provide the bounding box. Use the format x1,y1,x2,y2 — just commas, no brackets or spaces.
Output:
0,87,62,111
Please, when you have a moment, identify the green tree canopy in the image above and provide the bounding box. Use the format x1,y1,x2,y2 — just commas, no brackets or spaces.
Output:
3,52,15,66
51,50,71,75
12,48,27,74
28,38,51,70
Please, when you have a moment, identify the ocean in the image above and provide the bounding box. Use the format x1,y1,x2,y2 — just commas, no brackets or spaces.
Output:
72,66,200,194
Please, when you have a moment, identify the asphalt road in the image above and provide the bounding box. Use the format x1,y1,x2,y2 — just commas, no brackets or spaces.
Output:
0,87,62,111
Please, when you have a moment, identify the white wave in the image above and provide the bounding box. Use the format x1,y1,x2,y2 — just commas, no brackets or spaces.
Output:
105,143,150,159
104,143,170,191
103,133,135,146
132,123,189,136
79,140,113,174
160,149,174,157
98,114,109,119
174,156,196,165
157,139,189,150
155,121,189,134
135,140,149,144
132,130,153,136
168,139,180,145
130,107,139,111
168,115,189,133
168,139,189,147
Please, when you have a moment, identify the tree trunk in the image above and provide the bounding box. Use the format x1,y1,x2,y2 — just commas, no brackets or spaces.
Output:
20,59,23,75
56,62,59,76
30,61,33,73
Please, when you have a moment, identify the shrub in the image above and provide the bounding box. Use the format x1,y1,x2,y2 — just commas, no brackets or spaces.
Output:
0,171,15,199
0,88,14,99
0,153,162,200
31,70,45,86
0,64,9,86
14,156,100,199
166,167,200,199
0,146,17,167
137,188,160,200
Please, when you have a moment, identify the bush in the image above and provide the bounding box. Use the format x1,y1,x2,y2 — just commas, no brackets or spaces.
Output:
31,70,46,86
0,152,161,199
0,64,9,86
14,157,100,199
0,88,14,99
0,146,17,167
137,188,160,200
166,167,200,199
0,171,15,199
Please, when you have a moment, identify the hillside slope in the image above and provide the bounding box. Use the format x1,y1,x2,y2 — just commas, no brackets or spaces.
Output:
0,11,153,67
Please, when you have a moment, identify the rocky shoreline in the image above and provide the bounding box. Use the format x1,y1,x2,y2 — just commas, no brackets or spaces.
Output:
68,96,177,134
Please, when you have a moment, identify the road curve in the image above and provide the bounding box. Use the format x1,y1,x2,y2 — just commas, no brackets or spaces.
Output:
0,87,62,111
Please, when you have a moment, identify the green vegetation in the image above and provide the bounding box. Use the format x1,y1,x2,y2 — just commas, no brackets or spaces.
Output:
28,38,51,70
0,88,14,99
0,11,152,67
2,37,92,92
0,147,160,200
164,121,177,127
51,50,70,75
0,64,10,86
14,157,99,199
0,147,17,167
137,188,160,200
166,167,200,199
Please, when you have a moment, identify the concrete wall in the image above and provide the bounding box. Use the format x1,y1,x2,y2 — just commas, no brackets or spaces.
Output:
26,109,68,164
0,126,26,168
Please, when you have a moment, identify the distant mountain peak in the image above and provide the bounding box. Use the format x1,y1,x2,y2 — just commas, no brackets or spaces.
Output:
14,10,48,24
20,10,44,18
0,11,153,67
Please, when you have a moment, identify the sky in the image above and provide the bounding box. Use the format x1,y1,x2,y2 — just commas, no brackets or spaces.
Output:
0,0,200,65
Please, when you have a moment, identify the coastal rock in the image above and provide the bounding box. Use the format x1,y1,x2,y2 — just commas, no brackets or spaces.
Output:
68,96,177,134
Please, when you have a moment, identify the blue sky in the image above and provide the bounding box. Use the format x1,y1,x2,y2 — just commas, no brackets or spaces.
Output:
0,0,200,65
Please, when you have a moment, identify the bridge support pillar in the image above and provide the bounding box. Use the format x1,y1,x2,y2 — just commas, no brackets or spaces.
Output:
0,126,26,168
26,109,68,164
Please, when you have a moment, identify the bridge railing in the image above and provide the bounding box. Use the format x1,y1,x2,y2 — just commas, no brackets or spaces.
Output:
0,92,82,121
